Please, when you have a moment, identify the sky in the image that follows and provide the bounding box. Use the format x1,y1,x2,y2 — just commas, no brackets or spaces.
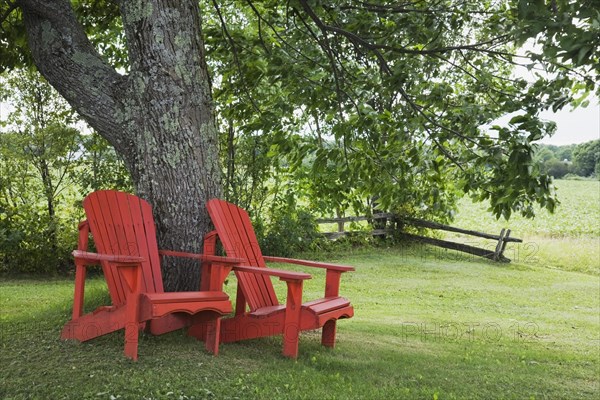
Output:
537,99,600,145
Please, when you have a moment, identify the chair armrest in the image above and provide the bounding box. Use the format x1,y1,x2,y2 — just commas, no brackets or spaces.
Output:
72,250,144,265
263,256,354,272
158,250,245,264
233,265,311,282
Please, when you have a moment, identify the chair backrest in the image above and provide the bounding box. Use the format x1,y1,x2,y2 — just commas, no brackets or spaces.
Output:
82,190,164,305
207,199,278,311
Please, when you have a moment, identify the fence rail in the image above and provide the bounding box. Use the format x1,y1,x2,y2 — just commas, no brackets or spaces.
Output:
315,214,522,263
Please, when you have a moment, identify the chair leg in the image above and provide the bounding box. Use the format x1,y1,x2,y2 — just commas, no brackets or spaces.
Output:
204,317,221,356
322,320,337,348
118,264,142,361
124,322,139,361
282,280,303,358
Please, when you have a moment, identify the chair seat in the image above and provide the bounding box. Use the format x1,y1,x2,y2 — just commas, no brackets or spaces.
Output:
249,296,351,318
144,291,229,304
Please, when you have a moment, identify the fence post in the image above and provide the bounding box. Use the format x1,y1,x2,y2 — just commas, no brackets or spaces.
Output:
493,229,506,261
336,209,345,233
498,229,511,260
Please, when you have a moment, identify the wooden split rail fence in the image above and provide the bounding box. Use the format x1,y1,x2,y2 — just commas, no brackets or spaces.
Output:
315,213,522,263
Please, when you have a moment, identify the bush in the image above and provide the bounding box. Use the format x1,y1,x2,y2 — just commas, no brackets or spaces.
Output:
255,205,323,257
0,208,75,275
545,158,571,179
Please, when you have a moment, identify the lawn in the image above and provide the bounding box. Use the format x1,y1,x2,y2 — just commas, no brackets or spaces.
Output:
1,180,598,399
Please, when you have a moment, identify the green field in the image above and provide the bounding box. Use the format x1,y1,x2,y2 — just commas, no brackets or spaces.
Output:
455,179,600,238
1,180,598,399
448,179,600,276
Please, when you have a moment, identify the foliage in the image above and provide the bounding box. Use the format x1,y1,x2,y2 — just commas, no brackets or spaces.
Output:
533,142,574,177
74,132,132,193
572,139,600,177
252,191,324,257
201,0,600,221
1,1,600,279
516,0,600,97
533,140,600,179
1,246,598,398
0,69,81,273
544,158,571,178
0,130,79,274
0,0,27,72
0,69,131,274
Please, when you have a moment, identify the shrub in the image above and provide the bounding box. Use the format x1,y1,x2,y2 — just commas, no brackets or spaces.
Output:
255,206,323,257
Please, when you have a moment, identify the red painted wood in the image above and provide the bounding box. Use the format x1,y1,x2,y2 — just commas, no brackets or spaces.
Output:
72,250,144,264
62,190,234,360
159,249,244,264
72,223,91,319
197,199,355,357
321,320,337,348
233,265,311,281
234,285,247,316
282,280,303,358
118,191,156,294
212,202,265,308
263,256,354,272
204,317,221,355
77,221,90,251
325,270,342,298
84,191,124,304
208,199,278,310
304,297,349,314
119,264,142,360
228,203,275,304
200,233,216,291
72,260,86,319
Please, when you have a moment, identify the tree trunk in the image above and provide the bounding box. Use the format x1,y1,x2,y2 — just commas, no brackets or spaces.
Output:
18,0,222,291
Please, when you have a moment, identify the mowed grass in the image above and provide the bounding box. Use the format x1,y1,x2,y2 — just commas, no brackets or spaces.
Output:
1,179,599,399
1,247,599,399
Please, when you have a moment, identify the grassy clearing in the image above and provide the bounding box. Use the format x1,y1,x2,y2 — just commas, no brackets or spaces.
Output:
1,247,599,399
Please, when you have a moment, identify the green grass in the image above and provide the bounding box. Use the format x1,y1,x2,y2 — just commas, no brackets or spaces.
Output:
454,180,600,238
1,247,599,399
447,179,600,275
1,179,598,399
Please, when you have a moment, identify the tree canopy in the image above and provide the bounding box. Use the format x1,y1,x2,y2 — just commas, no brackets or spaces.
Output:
201,0,598,219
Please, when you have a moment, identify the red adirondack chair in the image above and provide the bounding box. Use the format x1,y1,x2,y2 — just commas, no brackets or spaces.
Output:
61,190,242,360
189,199,354,358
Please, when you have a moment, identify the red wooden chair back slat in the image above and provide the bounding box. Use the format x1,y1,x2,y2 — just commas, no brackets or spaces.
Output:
83,190,163,305
207,199,278,311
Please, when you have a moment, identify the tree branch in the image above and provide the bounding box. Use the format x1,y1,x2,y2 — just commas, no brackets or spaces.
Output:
211,0,261,114
297,0,392,75
0,1,17,25
16,0,127,151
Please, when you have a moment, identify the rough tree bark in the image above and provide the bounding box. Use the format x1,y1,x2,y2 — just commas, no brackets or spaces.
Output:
17,0,222,291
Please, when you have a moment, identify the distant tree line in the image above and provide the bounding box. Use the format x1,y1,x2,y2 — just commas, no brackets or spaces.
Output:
534,140,600,179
